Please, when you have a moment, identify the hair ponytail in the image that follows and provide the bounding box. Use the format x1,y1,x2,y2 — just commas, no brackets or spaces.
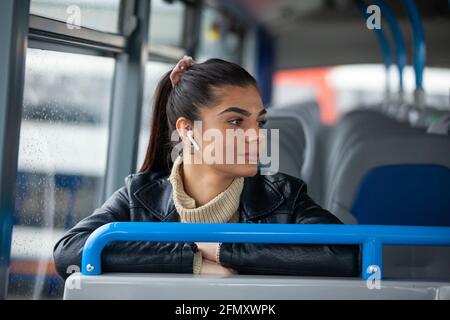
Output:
139,71,173,173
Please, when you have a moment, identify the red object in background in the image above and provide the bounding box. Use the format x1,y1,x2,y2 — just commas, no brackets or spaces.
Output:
11,259,58,276
274,67,337,125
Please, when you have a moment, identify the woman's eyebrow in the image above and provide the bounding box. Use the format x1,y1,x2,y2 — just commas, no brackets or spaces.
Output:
217,107,266,117
258,109,267,116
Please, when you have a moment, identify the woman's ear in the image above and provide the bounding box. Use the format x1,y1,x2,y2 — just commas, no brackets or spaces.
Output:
175,117,193,141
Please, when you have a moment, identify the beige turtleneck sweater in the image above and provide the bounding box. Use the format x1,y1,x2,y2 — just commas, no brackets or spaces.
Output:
168,155,244,274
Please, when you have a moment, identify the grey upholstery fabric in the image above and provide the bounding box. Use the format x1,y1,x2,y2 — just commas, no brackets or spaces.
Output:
327,127,450,223
427,113,450,135
266,102,322,200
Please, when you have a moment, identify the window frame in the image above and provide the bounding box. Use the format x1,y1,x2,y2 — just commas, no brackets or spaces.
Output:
28,14,127,56
0,0,31,300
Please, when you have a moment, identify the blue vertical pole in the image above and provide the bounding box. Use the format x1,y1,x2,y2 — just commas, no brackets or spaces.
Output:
375,0,407,93
255,27,275,107
362,239,383,280
356,0,392,93
402,0,426,107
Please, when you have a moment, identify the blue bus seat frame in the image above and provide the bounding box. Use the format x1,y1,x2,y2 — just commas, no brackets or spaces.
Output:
80,222,450,280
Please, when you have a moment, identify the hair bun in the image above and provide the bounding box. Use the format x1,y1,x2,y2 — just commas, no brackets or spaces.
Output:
170,55,195,87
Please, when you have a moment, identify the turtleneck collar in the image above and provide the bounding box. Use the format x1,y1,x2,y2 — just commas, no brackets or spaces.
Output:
168,155,244,223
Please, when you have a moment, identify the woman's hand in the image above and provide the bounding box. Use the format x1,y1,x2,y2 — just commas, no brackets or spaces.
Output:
196,242,237,275
195,242,220,262
199,259,237,275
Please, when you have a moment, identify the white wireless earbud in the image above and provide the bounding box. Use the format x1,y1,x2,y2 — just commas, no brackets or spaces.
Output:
186,130,200,151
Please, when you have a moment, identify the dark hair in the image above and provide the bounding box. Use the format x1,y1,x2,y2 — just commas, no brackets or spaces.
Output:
139,58,259,173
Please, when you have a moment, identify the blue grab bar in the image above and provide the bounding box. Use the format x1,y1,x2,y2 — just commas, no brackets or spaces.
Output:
376,0,407,92
356,1,392,74
402,0,426,90
81,222,450,280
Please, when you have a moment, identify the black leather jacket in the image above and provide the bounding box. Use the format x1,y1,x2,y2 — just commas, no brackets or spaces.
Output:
53,171,360,280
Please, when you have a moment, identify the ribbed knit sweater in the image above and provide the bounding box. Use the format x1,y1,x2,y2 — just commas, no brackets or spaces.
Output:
168,155,244,274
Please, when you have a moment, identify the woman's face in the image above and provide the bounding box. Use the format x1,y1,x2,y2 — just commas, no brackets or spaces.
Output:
193,84,267,178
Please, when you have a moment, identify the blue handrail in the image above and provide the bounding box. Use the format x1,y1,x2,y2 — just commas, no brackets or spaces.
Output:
81,222,450,280
356,0,392,87
402,0,426,90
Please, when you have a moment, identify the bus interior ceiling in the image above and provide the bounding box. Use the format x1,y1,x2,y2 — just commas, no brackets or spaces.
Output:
236,0,450,69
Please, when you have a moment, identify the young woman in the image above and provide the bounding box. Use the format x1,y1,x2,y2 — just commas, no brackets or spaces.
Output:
53,57,360,280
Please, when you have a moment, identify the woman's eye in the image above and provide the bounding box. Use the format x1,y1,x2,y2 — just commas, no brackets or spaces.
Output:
228,119,242,126
258,119,267,128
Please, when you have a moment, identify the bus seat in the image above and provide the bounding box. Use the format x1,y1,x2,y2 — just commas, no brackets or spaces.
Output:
63,273,450,300
323,109,419,206
328,134,450,226
266,102,322,201
350,164,450,226
264,116,305,179
326,133,450,280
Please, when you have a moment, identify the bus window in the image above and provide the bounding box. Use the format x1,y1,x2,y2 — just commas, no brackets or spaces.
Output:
149,0,185,50
8,49,115,299
197,6,245,63
135,0,187,171
30,0,121,34
136,61,174,171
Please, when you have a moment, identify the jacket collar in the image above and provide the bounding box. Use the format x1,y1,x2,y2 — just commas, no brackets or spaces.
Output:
133,173,286,222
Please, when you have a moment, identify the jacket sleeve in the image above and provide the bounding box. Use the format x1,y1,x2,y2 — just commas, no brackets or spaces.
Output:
53,186,199,280
218,185,361,277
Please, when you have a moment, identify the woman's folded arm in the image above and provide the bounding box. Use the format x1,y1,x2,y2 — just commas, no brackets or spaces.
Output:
53,186,199,280
218,185,361,277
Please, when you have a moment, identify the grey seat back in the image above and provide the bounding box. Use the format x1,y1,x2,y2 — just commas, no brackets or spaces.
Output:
327,132,450,280
265,102,322,200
